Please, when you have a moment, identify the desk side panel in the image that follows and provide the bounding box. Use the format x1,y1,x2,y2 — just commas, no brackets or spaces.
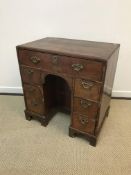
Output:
96,48,120,134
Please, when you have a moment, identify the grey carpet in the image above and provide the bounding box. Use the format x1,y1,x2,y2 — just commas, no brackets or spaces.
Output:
0,96,131,175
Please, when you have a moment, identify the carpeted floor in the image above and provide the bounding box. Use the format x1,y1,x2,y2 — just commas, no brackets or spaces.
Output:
0,95,131,175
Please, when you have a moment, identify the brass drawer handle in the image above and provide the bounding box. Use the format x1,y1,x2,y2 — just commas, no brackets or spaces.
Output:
72,64,83,71
81,80,94,89
30,56,40,64
80,100,92,108
27,69,34,75
52,55,59,65
79,115,88,125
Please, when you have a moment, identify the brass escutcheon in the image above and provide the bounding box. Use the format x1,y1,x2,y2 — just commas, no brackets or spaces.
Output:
79,114,88,125
27,69,34,75
52,55,59,65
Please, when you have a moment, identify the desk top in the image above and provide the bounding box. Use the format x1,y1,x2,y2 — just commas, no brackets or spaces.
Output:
17,37,120,61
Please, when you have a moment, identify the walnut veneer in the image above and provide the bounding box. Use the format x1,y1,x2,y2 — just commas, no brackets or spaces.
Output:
16,37,120,146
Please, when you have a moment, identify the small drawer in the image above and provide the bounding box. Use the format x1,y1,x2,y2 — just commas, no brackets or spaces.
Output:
18,49,45,68
42,54,72,75
18,49,72,74
72,58,104,82
74,79,102,102
20,66,42,84
73,97,98,117
23,84,44,115
71,112,96,134
45,55,105,81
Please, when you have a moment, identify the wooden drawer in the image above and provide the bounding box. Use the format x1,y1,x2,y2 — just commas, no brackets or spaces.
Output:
71,112,96,134
45,56,104,82
42,54,72,75
18,49,104,81
46,56,104,82
23,84,44,114
18,50,72,74
20,66,42,84
73,97,98,117
18,49,43,68
72,58,104,81
74,79,102,102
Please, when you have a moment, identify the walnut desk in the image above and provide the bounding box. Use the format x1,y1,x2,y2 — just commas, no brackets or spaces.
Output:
16,37,120,146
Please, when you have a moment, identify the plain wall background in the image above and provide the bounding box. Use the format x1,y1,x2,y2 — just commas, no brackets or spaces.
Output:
0,0,131,97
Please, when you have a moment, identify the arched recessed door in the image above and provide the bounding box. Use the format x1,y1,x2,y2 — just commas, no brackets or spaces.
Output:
43,74,72,116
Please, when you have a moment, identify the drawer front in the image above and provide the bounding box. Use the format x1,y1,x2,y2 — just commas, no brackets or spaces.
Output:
57,57,104,81
23,84,44,114
74,79,102,101
71,112,96,134
18,49,104,82
72,58,104,81
42,54,72,74
18,49,43,68
20,66,42,84
18,50,72,74
73,97,98,117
